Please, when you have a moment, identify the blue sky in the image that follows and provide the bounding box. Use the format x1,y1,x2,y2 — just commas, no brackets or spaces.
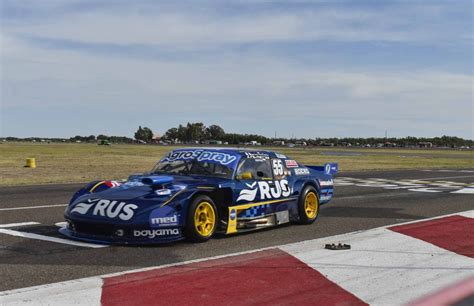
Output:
1,0,472,139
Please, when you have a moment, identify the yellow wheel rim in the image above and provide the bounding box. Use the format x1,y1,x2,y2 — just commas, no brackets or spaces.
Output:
304,192,318,219
194,201,216,237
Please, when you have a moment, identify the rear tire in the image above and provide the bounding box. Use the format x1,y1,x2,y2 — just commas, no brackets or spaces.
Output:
185,195,218,242
297,186,319,224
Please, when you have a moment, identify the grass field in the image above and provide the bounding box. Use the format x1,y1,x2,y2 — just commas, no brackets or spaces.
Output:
0,143,472,186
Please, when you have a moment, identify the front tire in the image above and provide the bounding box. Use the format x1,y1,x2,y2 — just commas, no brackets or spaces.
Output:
185,195,218,242
297,186,319,224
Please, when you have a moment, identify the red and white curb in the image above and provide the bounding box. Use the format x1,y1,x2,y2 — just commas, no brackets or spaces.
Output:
1,210,473,305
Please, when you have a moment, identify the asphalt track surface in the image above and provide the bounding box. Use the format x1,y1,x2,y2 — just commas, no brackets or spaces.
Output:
1,169,473,291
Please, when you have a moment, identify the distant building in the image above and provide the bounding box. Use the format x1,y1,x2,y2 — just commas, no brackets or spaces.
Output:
151,134,161,144
203,140,223,145
418,142,433,148
384,142,397,147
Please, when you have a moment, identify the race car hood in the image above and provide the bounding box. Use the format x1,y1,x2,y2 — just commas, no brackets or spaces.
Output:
66,175,229,223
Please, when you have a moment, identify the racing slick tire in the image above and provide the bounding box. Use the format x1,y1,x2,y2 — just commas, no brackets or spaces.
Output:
297,185,320,224
185,195,218,242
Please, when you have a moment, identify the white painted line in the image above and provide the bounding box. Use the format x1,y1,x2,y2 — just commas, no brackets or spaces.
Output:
0,229,108,248
0,204,67,211
434,180,468,184
0,222,40,228
55,222,67,228
356,183,399,188
451,187,474,194
408,188,443,193
368,178,393,182
414,175,474,180
336,191,416,201
458,210,474,218
0,278,104,306
422,170,474,173
334,182,355,186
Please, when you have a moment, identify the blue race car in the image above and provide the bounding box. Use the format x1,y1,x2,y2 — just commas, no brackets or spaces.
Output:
61,148,338,244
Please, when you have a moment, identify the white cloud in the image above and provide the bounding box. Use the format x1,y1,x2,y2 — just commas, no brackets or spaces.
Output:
3,2,468,47
1,1,472,138
2,33,471,112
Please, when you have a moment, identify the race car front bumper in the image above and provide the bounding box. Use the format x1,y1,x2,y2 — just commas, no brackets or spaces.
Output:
59,219,185,245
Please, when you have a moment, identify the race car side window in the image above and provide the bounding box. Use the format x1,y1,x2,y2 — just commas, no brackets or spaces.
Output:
272,158,289,180
236,158,273,180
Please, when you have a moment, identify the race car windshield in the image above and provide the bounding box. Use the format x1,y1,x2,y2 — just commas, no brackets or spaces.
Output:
151,160,234,179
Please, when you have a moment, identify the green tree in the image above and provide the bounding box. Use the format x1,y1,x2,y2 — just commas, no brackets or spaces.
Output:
185,122,206,142
206,125,225,140
177,125,186,142
164,128,179,141
134,126,153,143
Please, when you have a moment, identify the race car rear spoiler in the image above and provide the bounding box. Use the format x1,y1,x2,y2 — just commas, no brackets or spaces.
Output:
306,163,339,175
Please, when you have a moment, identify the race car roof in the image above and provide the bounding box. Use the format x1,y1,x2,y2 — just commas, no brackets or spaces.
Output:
161,148,287,169
178,147,278,156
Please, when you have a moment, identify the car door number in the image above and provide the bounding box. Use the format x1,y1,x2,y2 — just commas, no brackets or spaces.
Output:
272,159,283,176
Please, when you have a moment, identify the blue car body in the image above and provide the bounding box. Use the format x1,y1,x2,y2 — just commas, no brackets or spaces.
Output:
61,148,337,244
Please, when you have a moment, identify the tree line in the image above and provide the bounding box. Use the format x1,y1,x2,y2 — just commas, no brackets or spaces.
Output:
311,136,473,148
158,122,473,148
162,123,267,145
2,123,472,148
2,135,135,144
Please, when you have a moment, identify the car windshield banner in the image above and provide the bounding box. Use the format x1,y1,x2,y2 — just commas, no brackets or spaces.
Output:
161,149,240,169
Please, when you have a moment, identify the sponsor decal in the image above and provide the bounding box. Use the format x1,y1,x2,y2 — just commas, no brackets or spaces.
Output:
149,206,181,228
272,159,284,176
237,180,291,202
294,168,310,175
123,181,145,187
133,228,180,238
155,189,172,196
70,199,97,215
150,215,178,227
320,195,332,201
230,208,236,220
105,181,121,188
275,153,287,159
237,182,258,202
70,198,137,221
244,152,270,161
319,179,334,186
285,160,298,168
163,150,237,166
324,163,339,174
